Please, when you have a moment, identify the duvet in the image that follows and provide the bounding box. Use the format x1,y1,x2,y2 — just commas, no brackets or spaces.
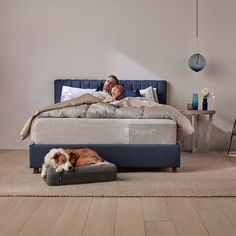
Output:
21,94,194,141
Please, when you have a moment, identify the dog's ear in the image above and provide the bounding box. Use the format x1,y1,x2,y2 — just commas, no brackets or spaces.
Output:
53,153,60,160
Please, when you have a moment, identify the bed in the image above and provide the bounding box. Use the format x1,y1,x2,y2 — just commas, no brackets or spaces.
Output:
29,79,181,173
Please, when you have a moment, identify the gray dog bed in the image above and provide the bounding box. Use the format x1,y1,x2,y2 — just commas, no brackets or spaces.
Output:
44,161,117,186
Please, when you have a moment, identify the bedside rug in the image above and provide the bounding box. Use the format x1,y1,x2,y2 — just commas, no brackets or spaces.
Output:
0,151,236,197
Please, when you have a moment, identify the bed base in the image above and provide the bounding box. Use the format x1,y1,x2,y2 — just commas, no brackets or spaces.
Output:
30,144,180,173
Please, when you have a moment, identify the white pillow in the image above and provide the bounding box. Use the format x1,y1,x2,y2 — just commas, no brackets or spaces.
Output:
139,86,159,103
153,88,159,103
61,86,96,102
139,86,155,101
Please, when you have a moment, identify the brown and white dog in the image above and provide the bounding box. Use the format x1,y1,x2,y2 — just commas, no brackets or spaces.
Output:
66,148,104,167
41,148,104,178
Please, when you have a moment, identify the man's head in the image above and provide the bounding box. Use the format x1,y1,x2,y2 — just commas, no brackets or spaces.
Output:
103,75,118,94
111,85,124,100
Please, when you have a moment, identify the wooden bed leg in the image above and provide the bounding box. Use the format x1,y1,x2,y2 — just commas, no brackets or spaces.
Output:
172,167,177,173
33,168,40,174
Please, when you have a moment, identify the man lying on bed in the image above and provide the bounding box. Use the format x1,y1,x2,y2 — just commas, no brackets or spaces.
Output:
101,75,119,94
91,75,124,101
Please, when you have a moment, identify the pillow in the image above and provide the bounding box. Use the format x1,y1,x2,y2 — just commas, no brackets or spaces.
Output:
139,86,159,103
153,88,159,103
96,83,104,92
61,86,96,102
124,89,142,97
139,86,155,101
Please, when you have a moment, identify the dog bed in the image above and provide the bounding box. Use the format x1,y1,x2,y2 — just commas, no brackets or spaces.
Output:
44,161,117,186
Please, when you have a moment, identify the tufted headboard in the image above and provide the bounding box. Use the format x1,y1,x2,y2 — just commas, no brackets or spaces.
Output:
54,79,167,104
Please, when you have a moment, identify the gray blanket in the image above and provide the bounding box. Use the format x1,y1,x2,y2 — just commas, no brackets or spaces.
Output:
21,95,193,141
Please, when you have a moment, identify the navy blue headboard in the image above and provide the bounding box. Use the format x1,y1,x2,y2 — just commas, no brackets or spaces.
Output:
54,79,167,104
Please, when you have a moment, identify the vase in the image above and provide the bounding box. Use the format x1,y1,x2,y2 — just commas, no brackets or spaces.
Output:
202,98,208,110
192,93,198,110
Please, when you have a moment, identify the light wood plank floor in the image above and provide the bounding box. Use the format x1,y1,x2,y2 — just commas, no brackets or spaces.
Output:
0,150,236,236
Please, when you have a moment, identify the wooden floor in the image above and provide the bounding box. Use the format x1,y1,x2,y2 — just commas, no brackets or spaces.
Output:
1,150,236,236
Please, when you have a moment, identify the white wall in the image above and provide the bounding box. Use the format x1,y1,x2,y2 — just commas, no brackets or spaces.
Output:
0,0,235,149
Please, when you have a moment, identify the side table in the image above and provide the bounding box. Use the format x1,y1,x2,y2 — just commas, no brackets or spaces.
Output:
182,110,216,152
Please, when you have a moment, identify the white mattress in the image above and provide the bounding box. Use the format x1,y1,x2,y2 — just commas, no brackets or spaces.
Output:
30,118,177,144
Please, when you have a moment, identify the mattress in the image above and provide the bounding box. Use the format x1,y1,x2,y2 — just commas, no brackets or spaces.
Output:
31,118,177,145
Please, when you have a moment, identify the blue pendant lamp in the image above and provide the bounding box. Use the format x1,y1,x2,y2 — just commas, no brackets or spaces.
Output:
188,0,206,72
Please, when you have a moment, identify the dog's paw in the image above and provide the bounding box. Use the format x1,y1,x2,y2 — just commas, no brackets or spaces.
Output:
55,166,64,173
41,173,46,178
41,164,47,178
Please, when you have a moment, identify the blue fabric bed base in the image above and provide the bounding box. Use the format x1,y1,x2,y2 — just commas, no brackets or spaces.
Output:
30,144,180,170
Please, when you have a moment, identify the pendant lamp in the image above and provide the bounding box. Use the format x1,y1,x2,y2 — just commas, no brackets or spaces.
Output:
188,0,206,72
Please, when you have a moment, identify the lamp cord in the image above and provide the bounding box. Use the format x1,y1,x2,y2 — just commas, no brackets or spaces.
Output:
196,0,199,54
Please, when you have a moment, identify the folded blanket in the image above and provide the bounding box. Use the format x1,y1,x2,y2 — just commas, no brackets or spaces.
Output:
21,95,194,141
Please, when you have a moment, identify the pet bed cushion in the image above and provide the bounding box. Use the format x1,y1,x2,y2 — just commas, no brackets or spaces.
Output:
44,161,117,186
